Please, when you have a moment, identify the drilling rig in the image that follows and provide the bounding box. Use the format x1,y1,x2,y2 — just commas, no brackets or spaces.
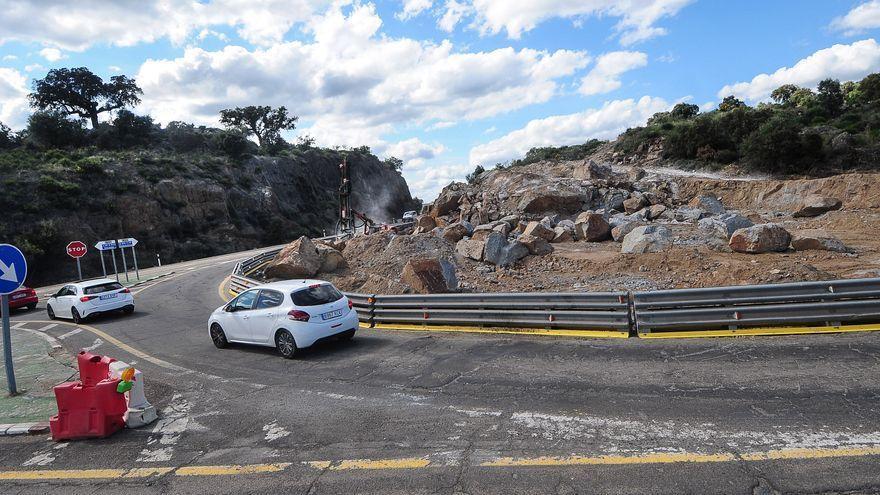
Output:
335,156,374,237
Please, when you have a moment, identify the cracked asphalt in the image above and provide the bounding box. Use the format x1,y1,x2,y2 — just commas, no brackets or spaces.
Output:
1,251,880,494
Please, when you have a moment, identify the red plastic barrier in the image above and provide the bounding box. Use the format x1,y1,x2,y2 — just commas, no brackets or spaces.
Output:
49,352,126,441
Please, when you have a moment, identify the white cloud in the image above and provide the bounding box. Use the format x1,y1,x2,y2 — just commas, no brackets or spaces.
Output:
39,47,65,62
831,1,880,35
469,96,671,166
0,67,30,129
136,3,589,147
0,0,333,51
466,0,693,44
579,50,647,95
24,63,43,73
109,65,123,73
397,0,432,20
385,137,445,164
718,39,880,102
2,55,17,61
439,0,471,32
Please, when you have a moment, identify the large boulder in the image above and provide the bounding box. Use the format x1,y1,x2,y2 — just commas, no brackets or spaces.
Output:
264,236,322,279
552,227,574,243
647,204,667,220
484,231,529,266
793,195,842,218
517,234,554,255
456,238,485,260
698,213,754,240
791,230,850,253
430,187,464,216
575,214,611,242
401,258,458,294
573,160,612,181
442,221,474,244
415,214,437,230
623,196,647,214
621,225,672,254
517,189,584,214
522,221,555,241
688,195,725,215
729,224,791,253
315,244,347,272
611,221,646,242
673,207,706,222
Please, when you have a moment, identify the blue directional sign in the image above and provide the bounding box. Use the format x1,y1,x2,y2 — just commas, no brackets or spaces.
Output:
0,244,27,295
95,240,118,251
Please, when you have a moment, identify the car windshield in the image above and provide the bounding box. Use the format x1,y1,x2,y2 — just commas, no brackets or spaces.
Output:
291,284,343,306
83,282,124,295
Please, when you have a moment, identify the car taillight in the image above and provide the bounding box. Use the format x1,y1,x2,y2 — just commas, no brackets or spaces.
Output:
120,288,130,294
80,296,93,302
288,310,310,322
348,299,353,310
28,289,36,296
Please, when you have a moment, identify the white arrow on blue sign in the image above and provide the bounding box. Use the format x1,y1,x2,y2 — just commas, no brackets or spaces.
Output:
117,238,138,248
0,244,27,295
95,240,118,251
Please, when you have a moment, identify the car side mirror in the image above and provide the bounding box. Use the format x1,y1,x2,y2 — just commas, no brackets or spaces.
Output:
225,305,237,313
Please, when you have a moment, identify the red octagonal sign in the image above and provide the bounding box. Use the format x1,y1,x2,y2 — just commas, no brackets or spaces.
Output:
66,241,87,259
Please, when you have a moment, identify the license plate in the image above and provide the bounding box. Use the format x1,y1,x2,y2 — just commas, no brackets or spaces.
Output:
322,309,343,320
99,293,117,300
11,293,25,300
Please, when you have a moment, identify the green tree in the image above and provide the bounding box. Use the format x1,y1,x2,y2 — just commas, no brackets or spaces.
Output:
384,156,404,172
466,165,485,183
219,105,298,149
789,88,817,108
670,103,700,119
25,111,87,148
718,95,746,112
0,121,18,149
817,79,844,117
770,84,800,105
29,67,142,128
858,73,880,103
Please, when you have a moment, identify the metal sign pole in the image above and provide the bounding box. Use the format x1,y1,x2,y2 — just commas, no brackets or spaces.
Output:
1,294,15,395
111,248,119,283
120,245,129,283
100,251,107,277
132,246,139,280
75,257,82,281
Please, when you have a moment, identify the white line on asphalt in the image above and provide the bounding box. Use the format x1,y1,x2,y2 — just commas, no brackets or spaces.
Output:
83,338,103,352
57,328,83,340
35,324,57,332
262,422,290,442
22,443,68,467
11,322,26,329
17,328,62,350
138,394,192,463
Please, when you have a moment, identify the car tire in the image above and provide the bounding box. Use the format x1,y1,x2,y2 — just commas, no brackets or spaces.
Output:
26,303,36,311
123,305,134,315
47,304,56,320
71,308,82,324
210,323,228,349
275,329,297,359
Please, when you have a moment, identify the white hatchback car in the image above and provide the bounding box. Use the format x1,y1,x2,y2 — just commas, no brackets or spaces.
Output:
46,278,135,323
208,280,359,359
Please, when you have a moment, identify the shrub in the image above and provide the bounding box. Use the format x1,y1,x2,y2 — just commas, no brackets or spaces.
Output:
25,111,87,148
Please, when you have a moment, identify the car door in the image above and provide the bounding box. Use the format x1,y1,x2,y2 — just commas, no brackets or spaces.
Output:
250,289,286,344
54,286,76,318
222,290,259,342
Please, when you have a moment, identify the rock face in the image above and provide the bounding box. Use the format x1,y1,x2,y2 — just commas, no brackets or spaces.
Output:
315,244,347,272
793,195,842,218
573,160,612,180
401,258,458,294
699,213,754,240
729,224,791,253
456,238,485,260
522,221,555,241
688,195,725,215
517,234,553,255
265,236,322,279
441,221,473,244
621,226,671,254
791,230,849,252
576,214,611,242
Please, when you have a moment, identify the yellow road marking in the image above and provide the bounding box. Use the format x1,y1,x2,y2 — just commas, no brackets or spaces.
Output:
639,323,880,339
1,445,880,480
369,322,629,339
218,275,232,302
27,320,184,371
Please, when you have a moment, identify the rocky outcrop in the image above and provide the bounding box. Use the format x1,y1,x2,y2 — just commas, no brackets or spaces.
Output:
729,224,791,253
265,236,322,279
793,195,842,218
316,244,347,272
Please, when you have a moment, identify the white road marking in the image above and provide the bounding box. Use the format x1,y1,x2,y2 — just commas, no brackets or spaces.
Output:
138,394,192,463
262,422,290,442
17,328,62,350
11,322,26,329
22,443,68,467
57,328,83,340
35,324,57,332
83,338,103,352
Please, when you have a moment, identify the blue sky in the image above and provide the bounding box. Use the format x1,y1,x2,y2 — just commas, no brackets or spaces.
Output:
1,0,880,200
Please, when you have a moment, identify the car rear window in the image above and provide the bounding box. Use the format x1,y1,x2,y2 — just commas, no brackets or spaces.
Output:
291,285,343,306
84,282,124,295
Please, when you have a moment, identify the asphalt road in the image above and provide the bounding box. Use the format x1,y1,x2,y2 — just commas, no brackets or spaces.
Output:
2,250,880,494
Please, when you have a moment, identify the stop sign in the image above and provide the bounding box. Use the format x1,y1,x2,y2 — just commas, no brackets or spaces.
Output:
66,241,87,259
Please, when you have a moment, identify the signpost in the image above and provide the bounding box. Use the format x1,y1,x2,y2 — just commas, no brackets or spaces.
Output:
66,241,87,281
118,238,139,281
0,244,27,396
95,240,119,282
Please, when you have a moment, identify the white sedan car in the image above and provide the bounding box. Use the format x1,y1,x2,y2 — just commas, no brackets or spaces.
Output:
208,280,359,359
47,278,135,324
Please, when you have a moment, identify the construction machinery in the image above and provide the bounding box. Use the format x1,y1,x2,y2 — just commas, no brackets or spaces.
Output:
336,157,375,237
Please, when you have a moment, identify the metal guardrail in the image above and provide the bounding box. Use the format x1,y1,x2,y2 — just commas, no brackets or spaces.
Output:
227,246,880,338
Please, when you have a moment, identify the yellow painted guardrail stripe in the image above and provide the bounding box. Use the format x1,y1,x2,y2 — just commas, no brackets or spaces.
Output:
639,323,880,339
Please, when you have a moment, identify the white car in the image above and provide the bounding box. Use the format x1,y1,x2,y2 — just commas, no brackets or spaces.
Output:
402,210,417,222
208,280,359,359
47,278,135,324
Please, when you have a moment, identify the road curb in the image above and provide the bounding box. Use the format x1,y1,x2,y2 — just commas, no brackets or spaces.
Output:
0,422,50,436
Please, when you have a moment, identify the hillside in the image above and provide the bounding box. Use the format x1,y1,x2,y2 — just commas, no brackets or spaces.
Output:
0,146,417,286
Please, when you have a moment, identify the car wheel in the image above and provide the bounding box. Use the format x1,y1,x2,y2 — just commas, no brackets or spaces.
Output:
26,303,36,311
210,323,228,349
275,329,297,359
71,308,82,324
123,305,134,315
47,304,56,320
